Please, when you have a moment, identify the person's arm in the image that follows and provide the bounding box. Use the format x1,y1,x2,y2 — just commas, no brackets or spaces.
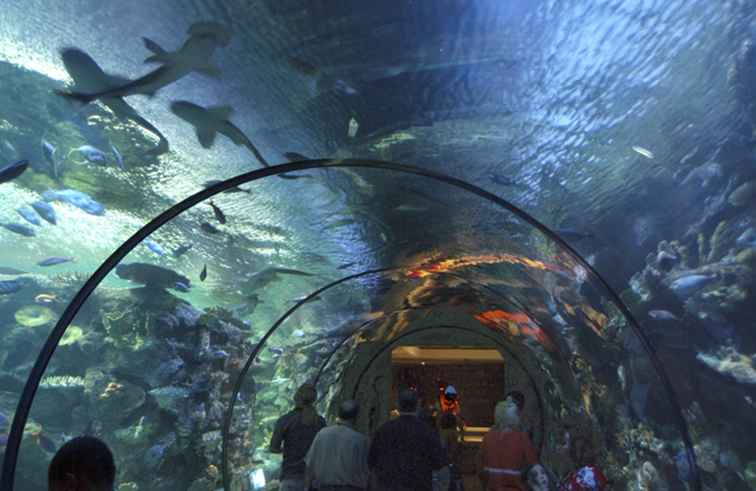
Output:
269,416,285,454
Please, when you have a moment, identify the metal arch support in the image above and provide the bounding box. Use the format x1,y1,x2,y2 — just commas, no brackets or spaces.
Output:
0,158,699,491
346,323,547,454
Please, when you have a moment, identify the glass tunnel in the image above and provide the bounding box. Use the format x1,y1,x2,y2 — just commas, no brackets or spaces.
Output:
0,1,755,490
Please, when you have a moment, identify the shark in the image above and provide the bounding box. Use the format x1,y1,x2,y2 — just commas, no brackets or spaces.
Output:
170,101,308,180
59,48,170,155
56,22,231,105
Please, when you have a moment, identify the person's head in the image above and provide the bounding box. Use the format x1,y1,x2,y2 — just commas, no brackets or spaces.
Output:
294,383,317,409
494,398,520,428
526,464,550,491
504,390,525,412
397,388,418,413
294,383,320,426
338,399,360,422
443,385,458,402
48,436,115,491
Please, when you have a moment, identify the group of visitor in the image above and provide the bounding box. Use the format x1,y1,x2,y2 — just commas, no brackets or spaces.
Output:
44,383,608,491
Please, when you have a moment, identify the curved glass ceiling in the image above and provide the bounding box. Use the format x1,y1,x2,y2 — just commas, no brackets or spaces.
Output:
1,1,755,490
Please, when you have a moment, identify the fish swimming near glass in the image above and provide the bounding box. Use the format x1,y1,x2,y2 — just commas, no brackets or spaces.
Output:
68,145,108,165
56,22,231,105
1,223,36,237
37,257,74,267
0,160,29,184
0,280,23,295
31,200,57,225
144,239,167,256
172,243,193,258
208,201,226,224
58,48,169,155
41,140,59,178
42,189,105,216
16,206,41,226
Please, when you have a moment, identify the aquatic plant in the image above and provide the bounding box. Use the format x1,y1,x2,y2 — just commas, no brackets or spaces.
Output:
59,325,84,346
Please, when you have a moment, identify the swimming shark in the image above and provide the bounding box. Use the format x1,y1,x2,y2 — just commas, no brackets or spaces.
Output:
59,48,170,155
56,22,231,105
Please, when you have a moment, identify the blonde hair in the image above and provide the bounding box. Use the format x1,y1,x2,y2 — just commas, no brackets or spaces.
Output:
294,384,319,426
494,400,520,429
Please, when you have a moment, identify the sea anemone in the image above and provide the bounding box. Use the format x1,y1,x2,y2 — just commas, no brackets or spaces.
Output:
59,325,84,346
14,305,55,328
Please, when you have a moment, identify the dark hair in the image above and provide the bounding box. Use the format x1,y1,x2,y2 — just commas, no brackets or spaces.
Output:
338,400,360,421
440,412,457,430
505,390,525,411
48,436,115,489
295,383,319,426
397,388,418,412
418,408,436,429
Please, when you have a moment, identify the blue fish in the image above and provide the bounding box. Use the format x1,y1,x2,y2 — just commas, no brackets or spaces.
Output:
172,243,193,258
111,144,124,169
16,206,41,226
0,160,29,184
144,239,166,256
1,223,36,237
670,274,717,299
41,140,58,178
174,281,191,292
0,279,23,295
37,257,74,267
31,201,57,225
70,145,107,164
737,228,756,248
42,189,105,216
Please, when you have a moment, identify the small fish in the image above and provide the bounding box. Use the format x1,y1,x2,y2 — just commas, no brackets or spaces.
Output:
489,173,516,186
632,146,654,159
670,274,717,299
200,222,220,235
43,189,105,216
144,239,166,256
394,204,429,213
16,206,41,226
324,217,356,230
209,201,226,224
0,267,28,275
111,144,124,169
174,281,191,292
172,243,193,258
203,180,251,194
269,347,284,357
347,117,359,138
284,152,311,161
31,201,57,225
1,223,36,237
69,145,108,164
0,279,23,295
200,264,207,282
337,262,356,270
206,349,229,360
555,229,593,242
649,310,679,321
35,293,58,304
37,257,74,267
41,140,58,178
0,160,29,184
292,329,306,337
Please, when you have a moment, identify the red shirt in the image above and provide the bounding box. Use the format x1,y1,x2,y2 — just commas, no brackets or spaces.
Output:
480,430,537,491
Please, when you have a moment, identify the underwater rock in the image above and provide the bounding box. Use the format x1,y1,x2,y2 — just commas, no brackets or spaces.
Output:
697,346,756,385
93,380,146,423
175,303,202,328
668,273,718,300
693,438,719,473
143,432,176,472
728,180,756,207
14,305,55,327
149,386,190,416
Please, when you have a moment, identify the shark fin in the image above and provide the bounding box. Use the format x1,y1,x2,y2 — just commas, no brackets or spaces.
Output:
208,105,233,120
196,128,217,148
142,37,170,64
195,64,222,78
